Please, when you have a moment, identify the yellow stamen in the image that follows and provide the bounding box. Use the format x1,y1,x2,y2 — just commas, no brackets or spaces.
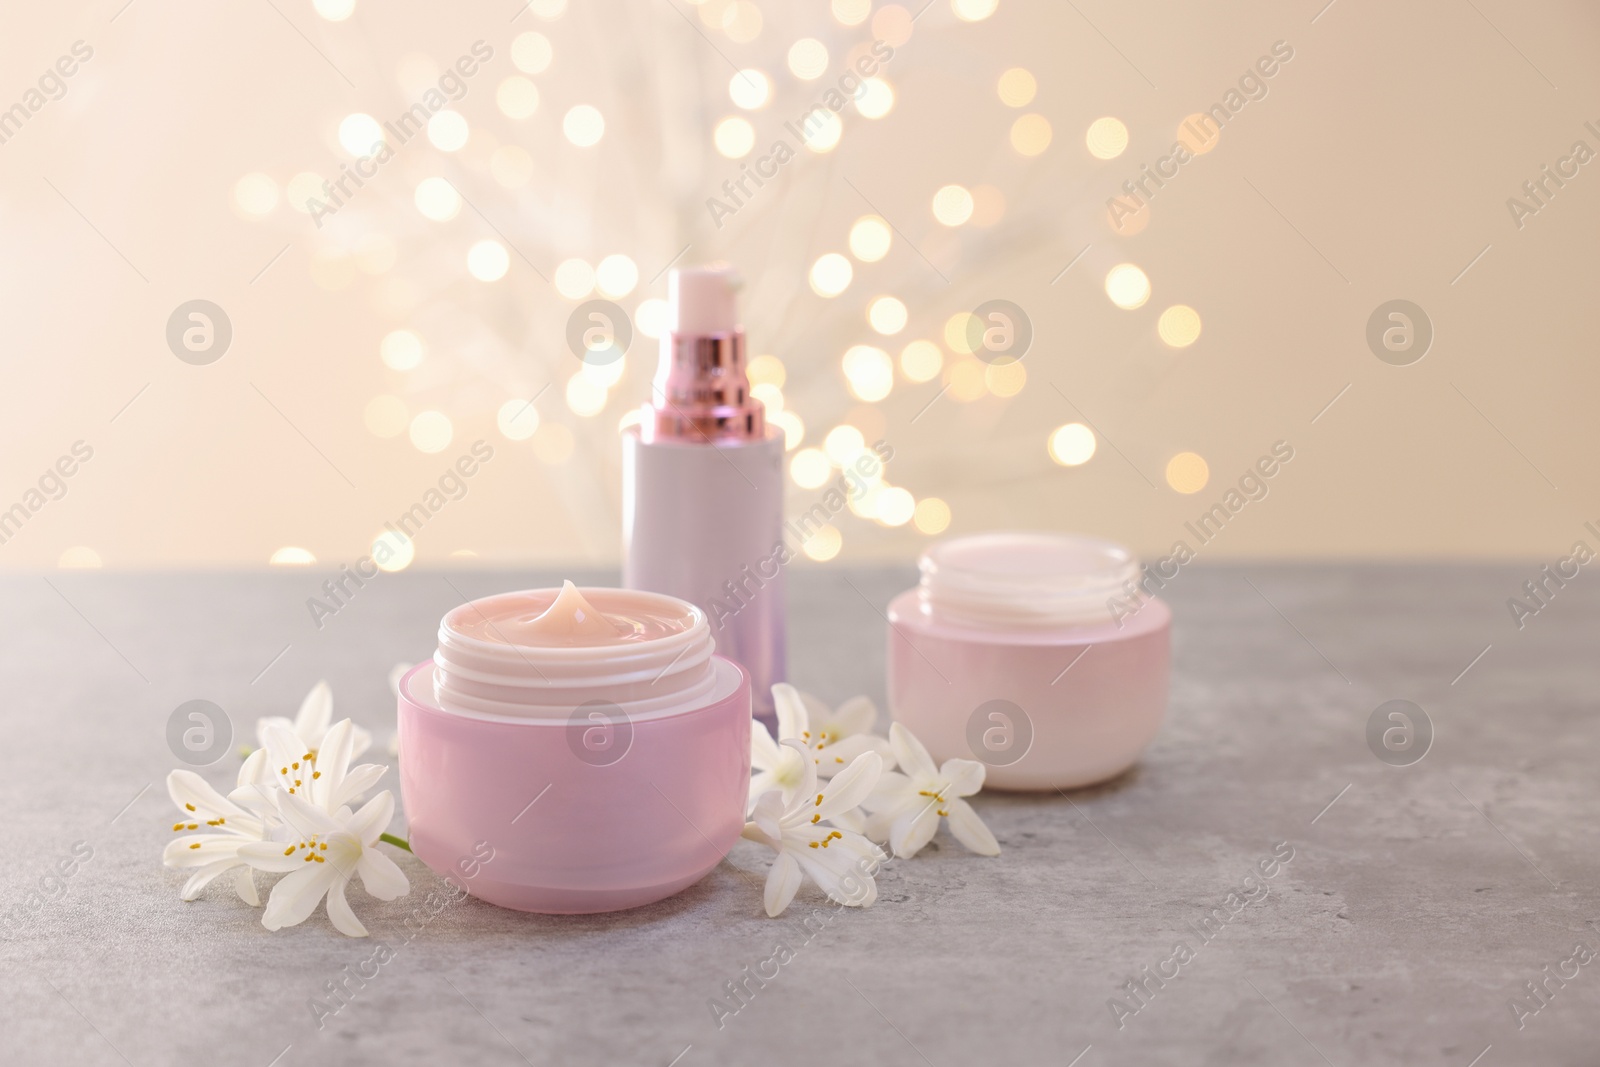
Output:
188,842,201,849
319,842,327,850
811,814,821,823
292,762,299,770
815,794,824,806
313,855,325,863
185,803,195,812
312,771,321,779
808,841,819,848
172,823,184,831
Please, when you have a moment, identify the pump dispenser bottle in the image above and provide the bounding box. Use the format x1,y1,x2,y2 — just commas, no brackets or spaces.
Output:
621,265,786,724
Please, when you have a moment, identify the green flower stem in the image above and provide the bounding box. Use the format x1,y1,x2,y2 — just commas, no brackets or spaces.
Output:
379,832,412,853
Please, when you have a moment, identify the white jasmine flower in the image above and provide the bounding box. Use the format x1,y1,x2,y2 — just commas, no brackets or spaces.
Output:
741,742,887,917
748,718,807,815
256,680,373,761
238,788,409,937
254,718,388,818
863,723,1000,859
780,684,892,776
749,683,891,814
163,749,279,906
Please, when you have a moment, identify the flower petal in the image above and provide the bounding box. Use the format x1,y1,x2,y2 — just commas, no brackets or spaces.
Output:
888,722,938,783
325,879,369,937
750,790,785,842
794,831,882,908
945,797,1000,856
776,745,807,793
745,748,800,812
813,733,890,778
833,827,888,871
180,859,239,900
749,718,782,772
167,769,250,822
860,769,915,814
940,757,987,798
238,840,311,873
772,683,809,742
295,680,334,743
763,851,803,917
799,690,833,726
863,809,894,844
889,799,940,859
356,848,410,901
232,864,260,907
262,722,311,786
312,719,355,807
226,783,278,823
164,835,246,869
347,791,395,846
276,786,340,840
829,695,879,737
827,806,867,834
747,771,779,816
254,715,294,753
815,752,881,821
262,864,337,931
332,763,388,812
237,747,269,789
778,739,818,821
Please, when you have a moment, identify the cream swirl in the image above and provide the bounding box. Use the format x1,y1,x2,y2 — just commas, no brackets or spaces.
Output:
432,581,718,719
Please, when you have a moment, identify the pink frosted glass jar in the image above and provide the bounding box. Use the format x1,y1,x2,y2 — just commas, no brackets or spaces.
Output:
886,533,1170,791
398,583,751,914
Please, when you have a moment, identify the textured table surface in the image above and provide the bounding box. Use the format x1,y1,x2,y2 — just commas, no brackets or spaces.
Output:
2,564,1596,1067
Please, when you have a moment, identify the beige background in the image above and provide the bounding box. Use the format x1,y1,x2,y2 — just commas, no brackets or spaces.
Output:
1,0,1597,571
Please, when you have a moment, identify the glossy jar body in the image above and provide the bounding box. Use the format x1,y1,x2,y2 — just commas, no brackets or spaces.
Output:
398,658,750,913
885,533,1170,791
397,584,751,913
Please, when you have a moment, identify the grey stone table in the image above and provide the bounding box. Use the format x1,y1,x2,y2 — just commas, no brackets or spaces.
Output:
2,564,1596,1066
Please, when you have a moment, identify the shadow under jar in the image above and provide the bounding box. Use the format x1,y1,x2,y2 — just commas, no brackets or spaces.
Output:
886,532,1170,791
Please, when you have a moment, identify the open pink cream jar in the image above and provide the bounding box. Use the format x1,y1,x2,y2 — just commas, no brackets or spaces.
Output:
886,532,1170,791
397,582,751,913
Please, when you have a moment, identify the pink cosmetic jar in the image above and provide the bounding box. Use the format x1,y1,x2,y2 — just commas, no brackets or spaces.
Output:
886,532,1170,791
397,582,751,914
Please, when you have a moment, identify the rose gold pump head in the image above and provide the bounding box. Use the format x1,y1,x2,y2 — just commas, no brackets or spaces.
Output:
643,265,765,443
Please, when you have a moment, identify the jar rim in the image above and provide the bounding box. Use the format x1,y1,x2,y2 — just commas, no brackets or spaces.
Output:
433,586,718,718
918,531,1144,628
